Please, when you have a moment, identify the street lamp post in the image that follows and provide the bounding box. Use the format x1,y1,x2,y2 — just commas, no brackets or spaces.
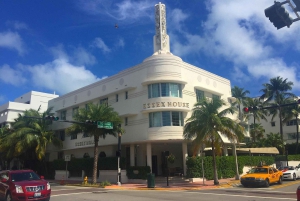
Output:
117,124,122,186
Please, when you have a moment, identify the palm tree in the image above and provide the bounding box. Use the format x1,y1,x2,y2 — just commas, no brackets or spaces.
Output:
260,76,296,141
231,86,250,120
0,108,62,160
66,103,122,184
244,98,268,142
183,98,245,185
250,123,265,142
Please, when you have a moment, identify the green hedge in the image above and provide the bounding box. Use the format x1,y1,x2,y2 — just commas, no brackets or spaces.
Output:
186,156,275,180
126,166,151,180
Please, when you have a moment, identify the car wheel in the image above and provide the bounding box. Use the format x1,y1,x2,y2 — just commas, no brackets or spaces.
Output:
293,173,296,181
44,198,50,201
265,179,269,187
5,192,12,201
278,176,283,184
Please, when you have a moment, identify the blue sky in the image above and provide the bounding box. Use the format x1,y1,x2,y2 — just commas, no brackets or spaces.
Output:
1,0,300,104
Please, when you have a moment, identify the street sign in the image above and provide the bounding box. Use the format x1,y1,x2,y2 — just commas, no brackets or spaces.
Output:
64,155,71,161
97,121,113,129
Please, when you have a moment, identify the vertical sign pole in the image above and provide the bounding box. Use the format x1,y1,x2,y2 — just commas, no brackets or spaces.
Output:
66,161,68,180
117,124,122,186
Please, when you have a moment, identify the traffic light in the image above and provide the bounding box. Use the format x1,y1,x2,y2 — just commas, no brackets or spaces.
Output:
243,106,258,113
85,120,97,125
45,115,59,121
264,1,293,29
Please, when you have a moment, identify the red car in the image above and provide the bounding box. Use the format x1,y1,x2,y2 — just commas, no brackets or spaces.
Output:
0,169,51,201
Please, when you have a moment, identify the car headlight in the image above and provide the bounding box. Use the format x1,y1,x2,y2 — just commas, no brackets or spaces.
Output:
255,178,264,181
47,182,51,190
15,185,24,193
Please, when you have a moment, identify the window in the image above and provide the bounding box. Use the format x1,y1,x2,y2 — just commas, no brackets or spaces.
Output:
61,111,66,120
116,94,119,102
125,91,128,99
287,133,298,140
149,111,183,127
212,94,220,100
196,89,204,102
125,117,128,126
72,107,79,117
148,83,182,98
71,133,77,140
59,130,65,141
83,132,89,138
271,121,276,127
100,98,108,106
287,119,298,126
58,152,64,160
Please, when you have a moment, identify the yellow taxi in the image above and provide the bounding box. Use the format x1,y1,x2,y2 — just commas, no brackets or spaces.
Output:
240,165,283,187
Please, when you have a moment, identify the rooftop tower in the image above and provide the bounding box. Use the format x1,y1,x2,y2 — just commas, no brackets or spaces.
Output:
153,2,172,55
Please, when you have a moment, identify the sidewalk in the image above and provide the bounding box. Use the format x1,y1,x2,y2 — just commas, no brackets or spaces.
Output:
50,178,240,190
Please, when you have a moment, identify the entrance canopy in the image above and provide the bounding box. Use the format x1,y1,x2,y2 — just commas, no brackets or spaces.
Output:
236,147,279,155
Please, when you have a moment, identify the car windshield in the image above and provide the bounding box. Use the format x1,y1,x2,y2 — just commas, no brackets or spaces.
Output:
249,168,268,174
283,166,294,170
11,172,40,182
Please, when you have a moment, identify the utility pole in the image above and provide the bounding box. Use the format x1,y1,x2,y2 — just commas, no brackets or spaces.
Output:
117,124,122,186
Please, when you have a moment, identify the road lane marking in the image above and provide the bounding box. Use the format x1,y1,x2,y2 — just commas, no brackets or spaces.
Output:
185,191,296,200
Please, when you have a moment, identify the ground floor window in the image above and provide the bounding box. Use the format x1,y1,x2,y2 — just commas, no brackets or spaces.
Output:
149,111,183,127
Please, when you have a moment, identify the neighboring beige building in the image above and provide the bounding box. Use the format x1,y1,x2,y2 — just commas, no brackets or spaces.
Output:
247,105,300,144
47,2,239,176
0,91,59,128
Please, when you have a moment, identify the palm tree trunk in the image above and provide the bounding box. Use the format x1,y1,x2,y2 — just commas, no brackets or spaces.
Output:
92,135,99,184
233,143,239,180
212,138,219,185
296,116,299,154
253,116,256,142
279,107,283,142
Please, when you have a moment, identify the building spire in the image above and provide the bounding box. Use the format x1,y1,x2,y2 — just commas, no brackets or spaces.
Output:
153,2,171,55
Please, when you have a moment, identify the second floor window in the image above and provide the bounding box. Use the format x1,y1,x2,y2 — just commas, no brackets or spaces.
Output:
149,111,183,127
116,94,119,102
125,117,128,126
59,130,65,141
61,111,66,120
212,94,220,100
125,91,128,99
72,107,79,117
100,98,108,106
148,83,182,98
196,89,204,102
271,121,276,127
287,119,298,126
71,133,77,140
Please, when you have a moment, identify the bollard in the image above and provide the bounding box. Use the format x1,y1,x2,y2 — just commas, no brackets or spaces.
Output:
83,176,88,185
60,175,65,185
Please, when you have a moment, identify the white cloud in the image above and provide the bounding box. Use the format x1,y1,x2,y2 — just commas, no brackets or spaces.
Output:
6,20,28,30
72,47,97,66
25,59,101,94
115,38,125,48
0,64,27,86
169,0,300,93
1,46,105,95
248,58,300,90
92,38,111,53
0,31,25,55
77,0,153,22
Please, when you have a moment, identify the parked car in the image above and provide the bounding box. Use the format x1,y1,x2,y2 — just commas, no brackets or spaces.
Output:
0,169,51,201
240,165,283,187
297,185,300,201
282,166,300,180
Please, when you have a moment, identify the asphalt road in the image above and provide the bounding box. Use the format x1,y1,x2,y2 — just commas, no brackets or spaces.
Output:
49,179,300,201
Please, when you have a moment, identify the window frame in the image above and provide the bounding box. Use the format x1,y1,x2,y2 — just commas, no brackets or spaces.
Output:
149,111,183,127
148,83,182,98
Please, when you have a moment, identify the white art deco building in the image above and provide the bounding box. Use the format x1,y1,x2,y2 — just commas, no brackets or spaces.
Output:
47,2,237,176
0,91,58,128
